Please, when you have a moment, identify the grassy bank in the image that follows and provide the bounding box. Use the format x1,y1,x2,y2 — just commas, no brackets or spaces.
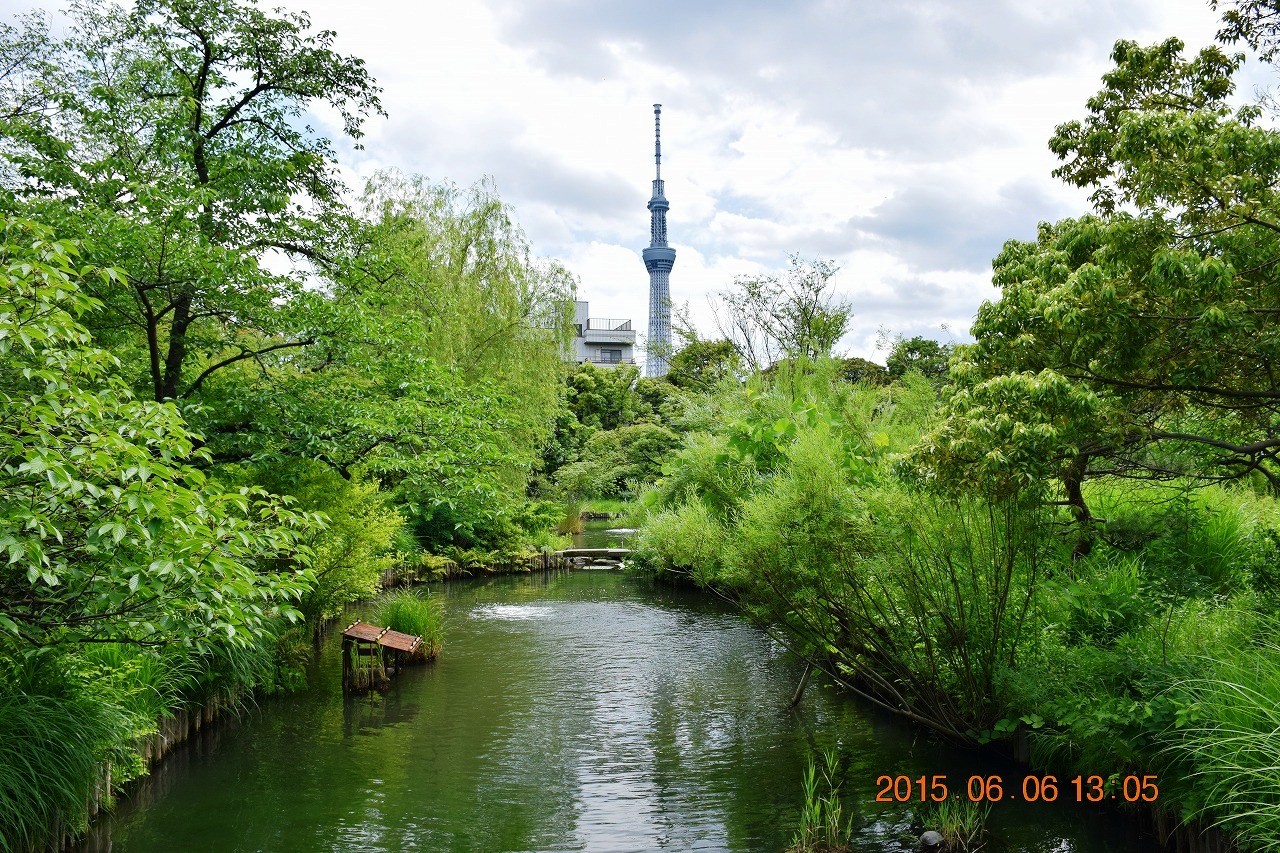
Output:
633,365,1280,850
0,630,299,851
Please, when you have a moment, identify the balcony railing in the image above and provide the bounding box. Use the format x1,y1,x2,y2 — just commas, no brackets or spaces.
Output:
586,318,632,331
583,356,635,365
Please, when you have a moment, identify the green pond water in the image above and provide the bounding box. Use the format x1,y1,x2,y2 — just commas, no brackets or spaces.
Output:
81,565,1161,852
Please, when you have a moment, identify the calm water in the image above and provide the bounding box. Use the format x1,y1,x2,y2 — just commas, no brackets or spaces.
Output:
84,569,1160,852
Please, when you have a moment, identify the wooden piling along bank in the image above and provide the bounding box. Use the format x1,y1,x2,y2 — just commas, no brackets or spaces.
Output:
341,621,424,693
380,550,574,586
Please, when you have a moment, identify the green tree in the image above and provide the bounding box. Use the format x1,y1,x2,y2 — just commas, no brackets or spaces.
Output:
0,0,382,403
885,336,951,381
835,356,889,386
0,222,318,650
0,11,56,126
567,363,649,431
915,35,1280,549
667,338,742,391
353,172,575,461
554,423,682,498
229,459,404,626
167,171,574,553
713,255,852,371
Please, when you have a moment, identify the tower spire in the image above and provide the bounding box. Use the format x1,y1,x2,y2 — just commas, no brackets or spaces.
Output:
642,103,675,378
654,103,662,180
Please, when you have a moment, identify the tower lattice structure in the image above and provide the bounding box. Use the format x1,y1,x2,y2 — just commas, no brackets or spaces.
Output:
642,104,675,378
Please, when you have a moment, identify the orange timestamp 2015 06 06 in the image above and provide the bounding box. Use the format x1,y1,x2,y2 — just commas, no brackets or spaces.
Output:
874,774,1160,804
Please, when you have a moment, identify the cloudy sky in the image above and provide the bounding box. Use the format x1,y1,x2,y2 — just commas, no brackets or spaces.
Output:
3,0,1263,363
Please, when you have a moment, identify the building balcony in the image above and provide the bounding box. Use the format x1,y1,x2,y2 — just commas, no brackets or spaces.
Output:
569,301,637,367
581,355,636,367
587,318,632,331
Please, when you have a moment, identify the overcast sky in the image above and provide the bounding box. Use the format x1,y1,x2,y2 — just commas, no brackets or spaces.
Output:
2,0,1263,362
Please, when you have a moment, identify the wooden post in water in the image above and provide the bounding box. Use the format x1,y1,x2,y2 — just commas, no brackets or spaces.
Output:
790,660,813,707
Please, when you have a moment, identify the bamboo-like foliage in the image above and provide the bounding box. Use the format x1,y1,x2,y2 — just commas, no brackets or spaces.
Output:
830,490,1044,737
0,690,123,852
720,424,1042,738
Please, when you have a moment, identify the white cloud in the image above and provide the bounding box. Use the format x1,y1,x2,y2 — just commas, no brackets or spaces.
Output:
0,0,1243,367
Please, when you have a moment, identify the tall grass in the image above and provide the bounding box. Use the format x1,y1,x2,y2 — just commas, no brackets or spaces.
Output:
1086,479,1271,596
1165,642,1280,851
556,497,584,534
787,749,851,853
580,497,633,518
189,633,281,704
79,643,193,722
0,688,125,852
374,590,444,660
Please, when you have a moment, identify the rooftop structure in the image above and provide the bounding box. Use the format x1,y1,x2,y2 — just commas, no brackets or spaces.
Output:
570,300,636,367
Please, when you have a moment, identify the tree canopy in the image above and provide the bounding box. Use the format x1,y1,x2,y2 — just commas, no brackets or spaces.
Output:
0,0,383,403
712,255,852,372
885,336,951,381
0,222,318,650
917,36,1280,516
667,338,741,392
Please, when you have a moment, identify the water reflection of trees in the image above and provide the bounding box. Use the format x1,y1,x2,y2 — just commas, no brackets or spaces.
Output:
343,690,421,738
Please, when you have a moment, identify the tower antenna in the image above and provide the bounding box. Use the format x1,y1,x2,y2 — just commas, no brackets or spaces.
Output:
654,103,662,180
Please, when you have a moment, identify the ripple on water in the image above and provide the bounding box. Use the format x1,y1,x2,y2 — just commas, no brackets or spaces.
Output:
469,603,554,620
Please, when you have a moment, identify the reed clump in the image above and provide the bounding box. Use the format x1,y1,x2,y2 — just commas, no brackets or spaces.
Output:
787,749,852,853
374,590,445,662
922,798,990,851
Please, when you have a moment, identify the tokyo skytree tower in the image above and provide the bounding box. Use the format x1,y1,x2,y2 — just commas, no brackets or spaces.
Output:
641,104,675,378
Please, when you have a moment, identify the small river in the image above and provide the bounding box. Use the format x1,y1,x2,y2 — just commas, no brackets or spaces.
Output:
83,552,1161,851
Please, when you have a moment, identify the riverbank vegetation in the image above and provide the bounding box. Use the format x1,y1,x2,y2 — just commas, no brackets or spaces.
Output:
632,4,1280,847
7,0,1280,849
0,0,574,848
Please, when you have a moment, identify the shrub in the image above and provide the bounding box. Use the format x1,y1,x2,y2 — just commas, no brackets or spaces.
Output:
632,501,726,583
374,590,444,661
1058,554,1151,646
1010,601,1256,793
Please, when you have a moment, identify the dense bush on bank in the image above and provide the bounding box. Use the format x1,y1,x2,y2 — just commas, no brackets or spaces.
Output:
635,359,1280,848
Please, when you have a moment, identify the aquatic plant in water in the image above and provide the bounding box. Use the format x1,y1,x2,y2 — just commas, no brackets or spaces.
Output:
787,748,852,853
923,797,990,851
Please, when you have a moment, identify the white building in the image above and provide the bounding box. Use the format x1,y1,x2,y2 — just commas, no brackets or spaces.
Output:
570,300,636,367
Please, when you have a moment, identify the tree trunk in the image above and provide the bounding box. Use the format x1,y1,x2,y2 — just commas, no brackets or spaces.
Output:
1064,452,1094,562
158,292,192,401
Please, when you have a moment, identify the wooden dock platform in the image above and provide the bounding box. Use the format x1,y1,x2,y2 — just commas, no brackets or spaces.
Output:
341,621,424,693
